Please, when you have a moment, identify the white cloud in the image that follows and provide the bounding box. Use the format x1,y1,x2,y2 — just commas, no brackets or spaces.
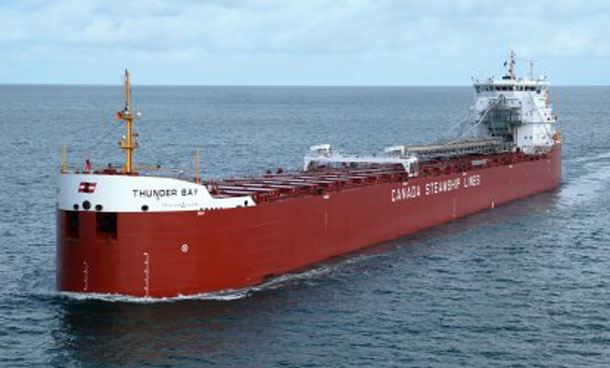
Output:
0,0,608,84
546,30,594,56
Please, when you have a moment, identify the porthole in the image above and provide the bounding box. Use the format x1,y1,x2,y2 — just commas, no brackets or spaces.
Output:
141,205,149,212
82,201,91,210
95,204,103,212
73,204,79,210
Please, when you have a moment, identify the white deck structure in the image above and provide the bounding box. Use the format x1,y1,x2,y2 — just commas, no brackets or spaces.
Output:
466,51,559,153
306,52,559,170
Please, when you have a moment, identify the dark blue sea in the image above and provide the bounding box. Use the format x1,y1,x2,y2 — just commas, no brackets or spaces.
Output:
1,85,609,367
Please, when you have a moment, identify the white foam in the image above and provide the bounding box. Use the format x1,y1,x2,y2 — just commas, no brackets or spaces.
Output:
567,150,610,164
55,263,338,303
559,151,610,206
58,290,249,303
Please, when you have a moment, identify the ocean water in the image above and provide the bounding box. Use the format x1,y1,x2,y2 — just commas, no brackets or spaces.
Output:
0,85,609,367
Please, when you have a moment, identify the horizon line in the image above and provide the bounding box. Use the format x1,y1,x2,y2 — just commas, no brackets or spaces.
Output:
0,83,607,88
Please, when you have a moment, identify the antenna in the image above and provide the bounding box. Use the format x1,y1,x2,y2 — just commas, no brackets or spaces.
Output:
508,50,516,81
526,60,538,80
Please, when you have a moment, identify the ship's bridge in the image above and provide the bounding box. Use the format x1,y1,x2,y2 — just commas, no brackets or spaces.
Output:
462,53,558,154
473,78,549,94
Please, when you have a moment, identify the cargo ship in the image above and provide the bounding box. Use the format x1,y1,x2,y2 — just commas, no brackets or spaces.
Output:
56,53,561,298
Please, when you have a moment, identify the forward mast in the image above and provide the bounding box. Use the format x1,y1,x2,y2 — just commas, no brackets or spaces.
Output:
116,69,140,174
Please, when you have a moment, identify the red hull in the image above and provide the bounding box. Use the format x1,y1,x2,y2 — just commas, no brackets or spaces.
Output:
57,146,561,297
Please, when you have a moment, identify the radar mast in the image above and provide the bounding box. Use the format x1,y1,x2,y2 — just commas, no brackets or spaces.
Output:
507,50,517,81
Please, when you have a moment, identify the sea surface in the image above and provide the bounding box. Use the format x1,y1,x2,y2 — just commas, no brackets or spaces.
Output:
0,85,609,367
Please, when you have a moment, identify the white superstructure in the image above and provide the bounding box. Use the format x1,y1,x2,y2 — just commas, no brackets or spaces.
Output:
305,52,559,170
465,51,559,153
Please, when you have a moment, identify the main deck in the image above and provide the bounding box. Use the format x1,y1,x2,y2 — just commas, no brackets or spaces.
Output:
204,149,553,204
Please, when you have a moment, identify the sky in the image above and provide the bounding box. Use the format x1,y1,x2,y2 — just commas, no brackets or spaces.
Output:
0,0,608,85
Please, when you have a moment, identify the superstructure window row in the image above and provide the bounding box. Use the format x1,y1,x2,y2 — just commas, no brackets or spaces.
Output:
475,85,541,93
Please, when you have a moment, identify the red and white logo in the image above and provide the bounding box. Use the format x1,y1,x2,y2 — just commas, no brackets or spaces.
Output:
78,182,97,193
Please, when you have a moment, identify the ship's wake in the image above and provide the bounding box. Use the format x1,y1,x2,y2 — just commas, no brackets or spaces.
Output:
558,150,610,206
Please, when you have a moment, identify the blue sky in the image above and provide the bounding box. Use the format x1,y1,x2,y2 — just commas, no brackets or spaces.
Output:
1,0,608,85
